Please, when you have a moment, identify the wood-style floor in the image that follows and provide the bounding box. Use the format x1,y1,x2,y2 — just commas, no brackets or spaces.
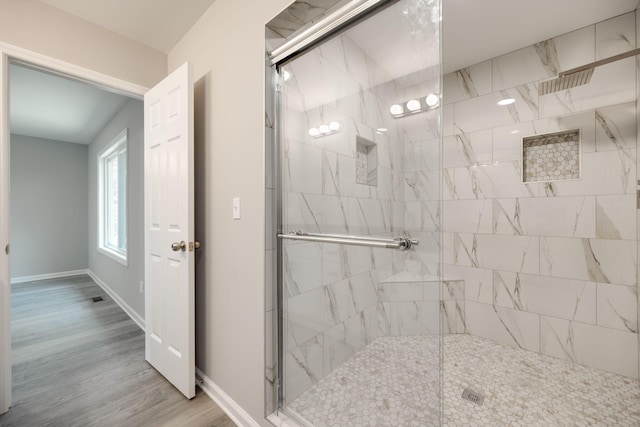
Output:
0,275,235,427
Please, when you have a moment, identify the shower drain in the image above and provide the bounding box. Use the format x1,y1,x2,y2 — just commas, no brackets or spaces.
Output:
461,388,485,406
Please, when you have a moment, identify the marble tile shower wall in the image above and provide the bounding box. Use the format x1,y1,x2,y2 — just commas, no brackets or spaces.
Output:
440,11,639,379
280,32,440,402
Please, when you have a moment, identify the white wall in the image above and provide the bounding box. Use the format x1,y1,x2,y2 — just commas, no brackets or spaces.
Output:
88,98,145,317
10,134,88,279
168,0,291,423
0,0,165,88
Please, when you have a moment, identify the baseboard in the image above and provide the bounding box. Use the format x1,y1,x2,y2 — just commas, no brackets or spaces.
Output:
11,269,89,284
196,367,261,427
87,270,145,331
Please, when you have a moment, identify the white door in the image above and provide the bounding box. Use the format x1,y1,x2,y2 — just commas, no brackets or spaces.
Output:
144,62,195,399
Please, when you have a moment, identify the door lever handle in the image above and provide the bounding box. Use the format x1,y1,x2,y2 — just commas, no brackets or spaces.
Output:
171,241,187,252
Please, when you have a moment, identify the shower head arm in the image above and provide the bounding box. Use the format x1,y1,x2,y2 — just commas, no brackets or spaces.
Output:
559,47,640,77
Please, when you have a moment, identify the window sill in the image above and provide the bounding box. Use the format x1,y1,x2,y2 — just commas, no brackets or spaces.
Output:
97,246,128,267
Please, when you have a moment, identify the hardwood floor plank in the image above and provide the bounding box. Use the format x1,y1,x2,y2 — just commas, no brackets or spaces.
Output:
0,275,235,427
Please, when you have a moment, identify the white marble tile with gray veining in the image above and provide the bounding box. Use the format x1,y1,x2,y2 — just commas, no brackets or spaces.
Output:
493,196,596,238
285,335,325,402
453,83,539,134
595,102,637,152
464,301,540,352
386,300,440,336
493,271,596,324
595,12,636,60
544,149,636,197
283,242,323,297
453,233,540,274
286,287,330,351
596,283,638,333
596,194,636,240
540,316,638,378
403,169,440,202
443,60,492,105
443,129,493,168
540,236,637,286
323,310,376,373
442,199,492,233
285,193,350,235
443,264,494,304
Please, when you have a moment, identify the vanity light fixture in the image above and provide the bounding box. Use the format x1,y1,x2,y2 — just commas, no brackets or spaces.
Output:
309,121,341,138
390,93,440,118
497,98,515,106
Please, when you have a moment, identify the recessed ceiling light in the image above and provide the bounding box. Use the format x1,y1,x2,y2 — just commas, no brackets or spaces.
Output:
497,98,515,106
406,99,421,111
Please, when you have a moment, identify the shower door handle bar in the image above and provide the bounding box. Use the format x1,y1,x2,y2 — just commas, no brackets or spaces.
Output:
277,231,418,251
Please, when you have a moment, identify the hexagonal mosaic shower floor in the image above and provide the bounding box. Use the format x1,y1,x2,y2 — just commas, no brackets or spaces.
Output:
286,334,640,426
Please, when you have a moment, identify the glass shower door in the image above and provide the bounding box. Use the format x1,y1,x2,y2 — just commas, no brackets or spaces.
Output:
277,0,442,425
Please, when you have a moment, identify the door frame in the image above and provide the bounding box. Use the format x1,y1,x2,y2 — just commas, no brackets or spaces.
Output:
0,42,148,414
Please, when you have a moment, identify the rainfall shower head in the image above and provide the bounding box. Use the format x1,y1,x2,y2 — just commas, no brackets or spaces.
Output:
538,47,640,96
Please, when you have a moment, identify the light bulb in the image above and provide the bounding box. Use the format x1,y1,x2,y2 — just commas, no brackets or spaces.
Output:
308,128,320,137
425,93,439,107
329,121,340,131
319,124,330,134
406,99,421,111
497,98,515,106
389,104,404,116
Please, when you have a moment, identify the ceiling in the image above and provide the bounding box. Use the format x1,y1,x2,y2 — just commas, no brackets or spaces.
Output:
39,0,216,54
10,64,130,144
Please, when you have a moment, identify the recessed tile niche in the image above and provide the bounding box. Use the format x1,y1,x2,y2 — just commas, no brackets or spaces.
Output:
356,136,377,186
522,129,580,182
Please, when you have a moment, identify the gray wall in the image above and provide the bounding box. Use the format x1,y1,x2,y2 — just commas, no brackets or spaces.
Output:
10,134,88,278
88,98,145,317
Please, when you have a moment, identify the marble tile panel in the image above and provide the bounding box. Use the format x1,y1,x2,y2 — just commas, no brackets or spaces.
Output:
404,169,440,202
287,287,330,350
453,233,540,274
540,237,637,286
443,104,454,137
266,0,340,38
464,301,540,352
443,129,493,168
325,278,357,325
442,280,465,301
347,198,391,235
285,335,324,402
443,60,493,105
532,110,597,153
283,242,323,297
442,199,492,233
443,264,493,304
453,83,539,134
492,122,535,162
388,301,440,336
540,316,638,378
543,149,636,197
283,139,323,194
597,283,638,333
401,108,441,144
596,194,636,240
442,300,465,334
595,102,637,152
378,281,424,302
493,196,596,238
595,12,636,60
442,232,454,265
493,26,594,92
443,161,541,200
539,58,636,118
323,312,372,373
417,137,440,171
493,271,596,324
409,230,441,265
350,271,379,312
285,193,350,234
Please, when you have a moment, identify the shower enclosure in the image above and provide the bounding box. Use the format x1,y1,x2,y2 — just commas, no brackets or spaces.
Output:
267,0,443,425
266,0,640,425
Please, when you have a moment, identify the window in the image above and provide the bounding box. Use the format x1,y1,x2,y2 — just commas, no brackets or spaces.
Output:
98,129,128,265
